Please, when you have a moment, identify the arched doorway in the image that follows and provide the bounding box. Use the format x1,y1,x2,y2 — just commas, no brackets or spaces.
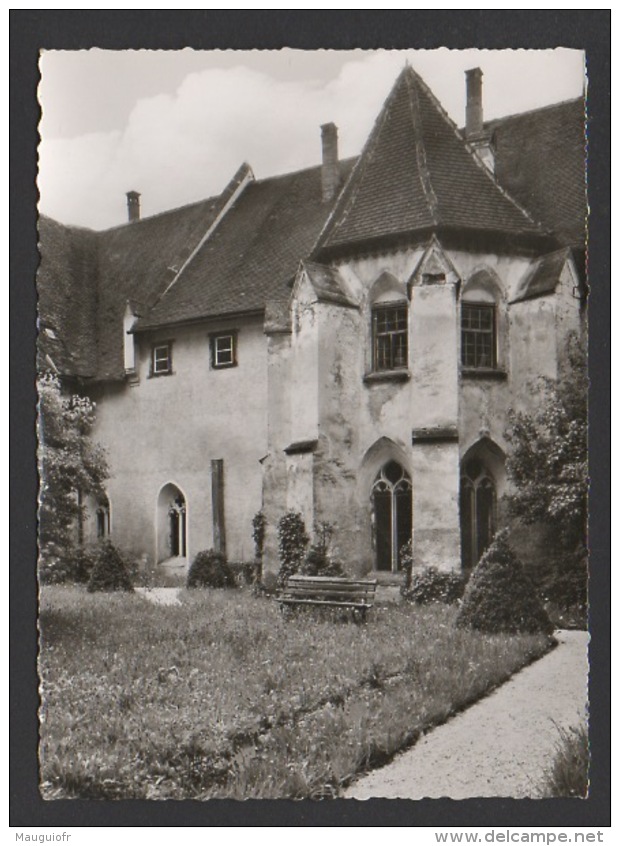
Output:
157,483,187,563
460,457,496,573
372,461,412,572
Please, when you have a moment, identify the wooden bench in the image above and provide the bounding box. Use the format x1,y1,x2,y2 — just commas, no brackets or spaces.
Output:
276,575,378,621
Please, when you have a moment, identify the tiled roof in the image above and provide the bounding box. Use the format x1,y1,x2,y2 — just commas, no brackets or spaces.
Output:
37,69,586,384
510,248,572,304
136,160,356,332
316,67,544,257
37,216,100,378
487,99,587,250
94,195,225,379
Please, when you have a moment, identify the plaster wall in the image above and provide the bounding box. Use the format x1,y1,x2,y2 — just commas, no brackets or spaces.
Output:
90,316,268,568
290,292,319,443
411,442,461,571
554,259,586,375
261,331,292,570
308,249,464,573
508,295,558,414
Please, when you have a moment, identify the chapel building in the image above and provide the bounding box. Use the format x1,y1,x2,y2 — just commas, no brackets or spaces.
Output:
37,66,587,581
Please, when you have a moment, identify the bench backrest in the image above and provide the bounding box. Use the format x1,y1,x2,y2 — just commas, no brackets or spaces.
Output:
283,575,377,602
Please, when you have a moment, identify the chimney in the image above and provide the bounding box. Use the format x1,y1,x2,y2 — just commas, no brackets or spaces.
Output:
126,190,141,223
465,68,484,138
464,68,495,173
321,122,340,202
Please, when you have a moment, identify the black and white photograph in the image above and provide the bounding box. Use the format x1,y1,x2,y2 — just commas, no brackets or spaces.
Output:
33,43,592,806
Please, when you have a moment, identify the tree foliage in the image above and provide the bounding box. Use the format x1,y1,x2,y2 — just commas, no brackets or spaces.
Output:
504,334,588,555
38,373,109,555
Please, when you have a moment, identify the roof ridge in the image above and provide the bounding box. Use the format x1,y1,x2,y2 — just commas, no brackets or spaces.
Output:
406,70,439,225
484,96,585,128
96,193,221,235
309,67,412,256
407,66,544,232
140,163,254,318
252,156,357,187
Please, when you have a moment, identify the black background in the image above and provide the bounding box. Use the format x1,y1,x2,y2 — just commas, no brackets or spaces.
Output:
10,9,611,828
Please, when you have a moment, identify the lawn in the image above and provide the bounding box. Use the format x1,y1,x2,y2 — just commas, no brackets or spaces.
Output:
38,586,554,799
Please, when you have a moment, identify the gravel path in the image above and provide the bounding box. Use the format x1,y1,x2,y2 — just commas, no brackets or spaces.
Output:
344,630,589,800
135,587,181,606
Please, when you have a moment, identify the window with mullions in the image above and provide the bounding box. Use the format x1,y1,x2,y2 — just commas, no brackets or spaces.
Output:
151,342,172,376
211,332,237,369
461,303,496,369
372,305,408,371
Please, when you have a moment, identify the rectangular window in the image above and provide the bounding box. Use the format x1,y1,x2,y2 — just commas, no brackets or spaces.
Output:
151,342,172,375
211,332,237,369
461,303,496,369
372,305,408,371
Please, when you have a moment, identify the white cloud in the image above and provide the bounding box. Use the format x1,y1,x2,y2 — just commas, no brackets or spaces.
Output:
38,49,584,230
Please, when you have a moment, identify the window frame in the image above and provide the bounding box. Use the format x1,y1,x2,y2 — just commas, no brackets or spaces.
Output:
151,341,173,376
461,301,497,370
210,330,238,370
96,504,110,538
371,302,409,373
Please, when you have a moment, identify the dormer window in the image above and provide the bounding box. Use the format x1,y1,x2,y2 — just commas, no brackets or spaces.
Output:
211,331,237,369
461,303,496,369
151,342,172,376
372,304,408,371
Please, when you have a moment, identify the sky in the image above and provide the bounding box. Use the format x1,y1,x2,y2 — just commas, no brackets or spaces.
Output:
38,48,586,231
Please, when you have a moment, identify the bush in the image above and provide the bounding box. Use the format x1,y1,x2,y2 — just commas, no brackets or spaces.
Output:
187,550,236,589
456,530,553,635
300,522,344,577
38,542,72,585
39,542,100,585
542,724,589,797
228,561,255,586
403,567,465,605
67,545,101,583
301,546,345,577
257,570,278,595
87,542,134,593
277,512,309,589
400,536,464,604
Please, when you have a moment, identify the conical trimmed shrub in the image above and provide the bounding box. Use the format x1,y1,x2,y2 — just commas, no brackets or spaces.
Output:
87,541,134,593
456,530,553,635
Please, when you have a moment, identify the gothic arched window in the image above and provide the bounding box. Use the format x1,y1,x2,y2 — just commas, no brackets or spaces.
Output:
96,497,110,538
460,458,496,572
372,461,412,572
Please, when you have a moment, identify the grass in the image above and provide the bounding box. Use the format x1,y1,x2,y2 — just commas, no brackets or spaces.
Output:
541,724,589,798
38,586,554,800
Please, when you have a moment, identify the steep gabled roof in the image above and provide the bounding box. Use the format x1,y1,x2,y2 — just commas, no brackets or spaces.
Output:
510,248,572,304
315,66,546,257
486,99,587,250
136,159,356,332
